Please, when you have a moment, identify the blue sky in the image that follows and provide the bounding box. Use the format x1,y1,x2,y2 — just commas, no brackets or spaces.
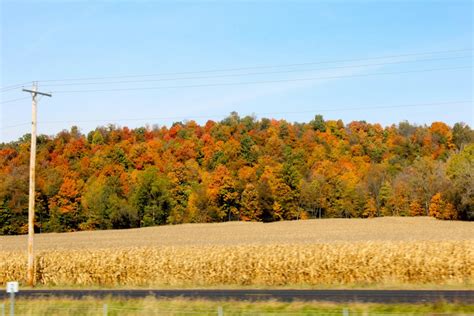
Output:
1,1,472,142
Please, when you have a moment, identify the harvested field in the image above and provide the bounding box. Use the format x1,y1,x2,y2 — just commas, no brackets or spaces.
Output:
1,217,473,288
0,217,472,251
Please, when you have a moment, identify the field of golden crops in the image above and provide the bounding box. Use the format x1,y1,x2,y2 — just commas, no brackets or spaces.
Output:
1,217,473,288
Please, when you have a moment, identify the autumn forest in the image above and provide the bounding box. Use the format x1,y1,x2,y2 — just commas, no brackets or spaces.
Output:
0,113,472,234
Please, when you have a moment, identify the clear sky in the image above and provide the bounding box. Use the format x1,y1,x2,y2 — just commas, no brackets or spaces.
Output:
1,0,472,142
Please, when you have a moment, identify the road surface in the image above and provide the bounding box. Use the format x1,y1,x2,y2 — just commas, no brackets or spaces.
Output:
1,289,473,303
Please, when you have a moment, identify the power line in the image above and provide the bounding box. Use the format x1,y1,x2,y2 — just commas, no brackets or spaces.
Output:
1,48,470,91
1,100,470,131
11,48,473,84
1,122,30,130
0,82,31,93
51,66,472,94
39,100,474,123
37,55,472,88
0,97,31,105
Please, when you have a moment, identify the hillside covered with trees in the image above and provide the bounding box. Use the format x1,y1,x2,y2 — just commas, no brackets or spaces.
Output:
0,113,472,234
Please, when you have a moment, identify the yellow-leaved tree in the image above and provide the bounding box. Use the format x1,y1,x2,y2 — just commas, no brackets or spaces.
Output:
429,193,457,220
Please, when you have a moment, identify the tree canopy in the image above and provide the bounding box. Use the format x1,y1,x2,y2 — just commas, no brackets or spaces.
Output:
1,115,472,234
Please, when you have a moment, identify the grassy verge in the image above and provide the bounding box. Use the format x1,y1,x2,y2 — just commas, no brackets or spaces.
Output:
1,298,473,316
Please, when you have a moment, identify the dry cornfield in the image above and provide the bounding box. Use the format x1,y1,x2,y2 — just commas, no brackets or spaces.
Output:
1,242,473,287
0,217,473,287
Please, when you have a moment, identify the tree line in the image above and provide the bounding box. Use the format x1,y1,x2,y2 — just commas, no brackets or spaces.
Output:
0,113,472,234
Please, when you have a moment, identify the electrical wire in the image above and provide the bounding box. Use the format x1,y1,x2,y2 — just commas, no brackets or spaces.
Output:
2,48,470,91
1,100,469,131
37,55,472,88
51,66,472,94
14,48,474,84
0,96,31,105
0,83,30,93
1,122,30,130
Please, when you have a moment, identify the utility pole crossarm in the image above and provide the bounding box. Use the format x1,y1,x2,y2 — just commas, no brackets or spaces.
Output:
22,89,52,97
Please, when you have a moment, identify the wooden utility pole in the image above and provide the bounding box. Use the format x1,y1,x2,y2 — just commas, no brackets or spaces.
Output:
22,82,51,286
